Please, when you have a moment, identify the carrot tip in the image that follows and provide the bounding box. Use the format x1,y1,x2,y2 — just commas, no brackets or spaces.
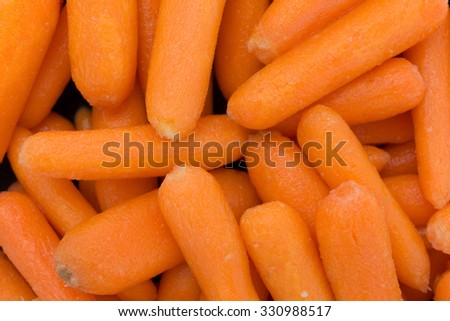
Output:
56,265,79,288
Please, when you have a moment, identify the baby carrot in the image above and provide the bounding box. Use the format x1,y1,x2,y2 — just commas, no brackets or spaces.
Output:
158,166,259,300
31,112,75,133
244,131,329,238
240,201,334,300
0,0,60,160
297,105,430,291
214,0,269,99
227,0,447,130
0,192,95,300
0,250,36,301
136,0,160,91
351,112,415,145
67,0,137,108
404,11,450,209
434,270,450,300
210,168,261,221
363,145,391,172
7,182,26,194
8,127,97,236
146,0,226,138
380,142,417,177
201,74,214,117
19,7,70,128
426,203,450,255
54,190,184,294
316,181,402,300
383,175,435,227
248,0,363,64
157,263,202,301
117,280,157,301
74,106,93,131
19,115,251,180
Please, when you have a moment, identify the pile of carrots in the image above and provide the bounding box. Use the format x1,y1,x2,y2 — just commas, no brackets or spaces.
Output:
1,0,450,301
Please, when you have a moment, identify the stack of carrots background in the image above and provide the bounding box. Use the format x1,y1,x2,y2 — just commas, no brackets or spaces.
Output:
0,0,450,301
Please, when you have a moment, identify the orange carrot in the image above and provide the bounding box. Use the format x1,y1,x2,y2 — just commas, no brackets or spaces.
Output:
201,74,214,116
248,259,270,301
380,142,417,177
248,0,363,64
31,112,74,133
0,0,60,160
297,105,430,291
244,131,329,238
0,250,37,301
7,182,26,194
316,181,402,300
67,0,137,108
214,0,269,99
19,7,70,128
157,263,202,301
8,127,97,236
364,145,391,172
117,280,157,301
54,190,183,295
210,168,261,221
74,106,93,131
137,0,160,91
158,166,258,300
404,11,450,209
426,203,450,255
351,112,415,145
19,115,251,180
0,192,95,300
240,201,334,300
383,175,435,227
227,0,447,130
434,269,450,300
146,0,226,138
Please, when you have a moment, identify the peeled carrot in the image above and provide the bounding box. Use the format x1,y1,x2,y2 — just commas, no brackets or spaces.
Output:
248,0,363,64
31,112,74,133
244,131,329,238
67,0,137,108
0,192,95,300
0,250,37,301
364,145,391,172
74,106,93,131
54,190,183,294
157,263,202,301
297,105,430,291
158,166,259,300
316,181,402,300
146,0,226,138
227,0,447,130
201,74,214,116
8,127,97,236
19,7,70,128
240,201,334,300
136,0,160,91
351,112,415,145
19,115,251,180
0,0,60,160
248,259,270,301
210,168,261,221
426,203,450,255
7,182,26,194
404,11,450,209
434,269,450,300
380,142,417,177
117,280,157,301
214,0,269,99
383,175,435,227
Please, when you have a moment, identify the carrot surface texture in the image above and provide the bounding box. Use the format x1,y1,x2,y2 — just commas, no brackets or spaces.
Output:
240,201,334,301
146,0,226,139
380,142,417,177
158,166,259,301
426,203,450,255
297,105,430,292
227,0,447,130
316,181,402,300
157,263,202,301
0,0,60,160
67,0,137,108
0,192,95,300
54,190,183,295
